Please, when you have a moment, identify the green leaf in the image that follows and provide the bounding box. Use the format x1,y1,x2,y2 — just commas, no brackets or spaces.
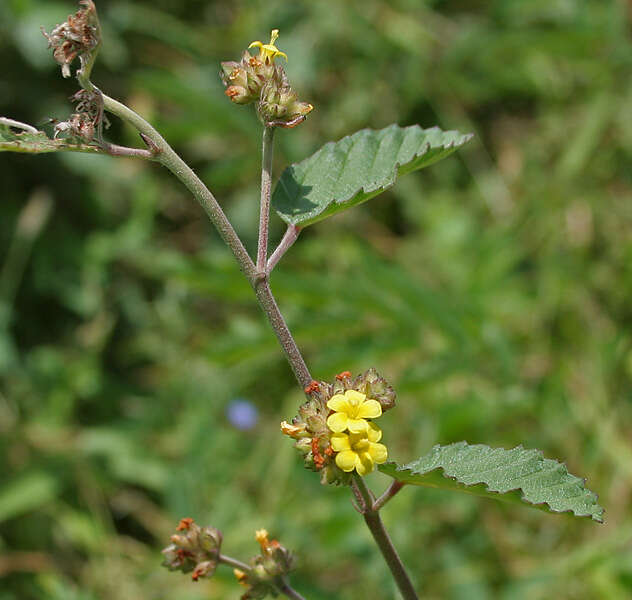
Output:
379,442,603,522
0,471,60,523
272,124,473,227
0,124,99,155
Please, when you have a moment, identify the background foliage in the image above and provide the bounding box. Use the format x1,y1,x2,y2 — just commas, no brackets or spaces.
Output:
1,0,632,598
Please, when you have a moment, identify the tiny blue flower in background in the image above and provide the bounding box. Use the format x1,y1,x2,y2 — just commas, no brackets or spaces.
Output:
226,399,259,430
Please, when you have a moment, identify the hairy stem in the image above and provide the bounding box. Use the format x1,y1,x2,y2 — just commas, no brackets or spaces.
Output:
257,126,275,271
254,278,312,388
353,475,418,600
268,225,301,272
373,480,406,512
275,576,308,600
95,91,257,281
218,554,251,572
83,84,311,387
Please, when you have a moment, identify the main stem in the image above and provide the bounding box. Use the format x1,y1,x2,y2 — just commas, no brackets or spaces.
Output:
353,475,418,600
89,86,311,387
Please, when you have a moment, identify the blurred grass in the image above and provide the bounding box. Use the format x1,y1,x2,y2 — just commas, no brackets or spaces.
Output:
1,0,632,598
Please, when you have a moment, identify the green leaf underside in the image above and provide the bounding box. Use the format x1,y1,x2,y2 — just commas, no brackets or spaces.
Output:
379,442,603,522
0,124,98,154
272,124,473,227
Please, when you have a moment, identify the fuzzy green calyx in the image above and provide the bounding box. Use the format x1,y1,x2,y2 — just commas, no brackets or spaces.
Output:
234,529,296,600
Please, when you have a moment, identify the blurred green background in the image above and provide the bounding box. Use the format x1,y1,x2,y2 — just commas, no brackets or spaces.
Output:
1,0,632,598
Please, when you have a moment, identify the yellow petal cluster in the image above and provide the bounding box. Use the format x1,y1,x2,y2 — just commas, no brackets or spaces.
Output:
326,389,387,475
331,422,388,476
248,29,287,64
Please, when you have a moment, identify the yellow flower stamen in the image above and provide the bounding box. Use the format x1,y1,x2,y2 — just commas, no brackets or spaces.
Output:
248,29,288,64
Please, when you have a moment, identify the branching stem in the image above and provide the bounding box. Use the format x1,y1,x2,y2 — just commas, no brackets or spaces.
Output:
218,554,250,572
373,480,406,512
219,555,306,600
353,475,418,600
268,224,301,272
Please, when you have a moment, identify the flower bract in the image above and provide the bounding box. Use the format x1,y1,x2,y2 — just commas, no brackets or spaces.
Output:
330,423,388,475
326,389,382,433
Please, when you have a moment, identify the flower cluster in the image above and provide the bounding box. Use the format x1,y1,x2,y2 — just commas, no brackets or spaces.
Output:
161,518,223,582
327,390,388,476
42,0,100,79
221,30,313,128
233,529,295,600
281,369,395,484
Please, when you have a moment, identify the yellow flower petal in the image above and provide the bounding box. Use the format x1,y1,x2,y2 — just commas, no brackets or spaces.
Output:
326,411,349,433
369,442,388,464
366,422,382,442
357,399,382,419
335,450,358,472
345,389,366,406
330,433,351,452
355,452,374,476
327,394,350,412
347,418,369,434
247,29,287,64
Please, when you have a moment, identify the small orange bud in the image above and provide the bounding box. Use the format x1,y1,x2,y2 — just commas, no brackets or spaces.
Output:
304,380,320,394
176,517,195,531
336,371,352,380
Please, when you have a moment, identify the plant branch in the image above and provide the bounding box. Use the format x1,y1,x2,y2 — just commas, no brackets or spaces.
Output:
218,554,251,572
352,475,418,600
219,556,306,600
91,87,257,282
254,278,312,388
275,576,307,600
0,117,39,133
373,480,406,512
79,80,312,388
268,224,301,272
258,126,275,272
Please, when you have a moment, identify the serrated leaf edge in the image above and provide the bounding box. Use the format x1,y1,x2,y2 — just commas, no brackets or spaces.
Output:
381,442,603,522
274,124,474,226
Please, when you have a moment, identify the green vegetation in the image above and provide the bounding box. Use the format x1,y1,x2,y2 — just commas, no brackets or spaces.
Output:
1,1,631,598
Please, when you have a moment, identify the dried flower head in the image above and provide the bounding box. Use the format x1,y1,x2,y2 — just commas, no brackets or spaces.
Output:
53,89,108,142
42,0,100,78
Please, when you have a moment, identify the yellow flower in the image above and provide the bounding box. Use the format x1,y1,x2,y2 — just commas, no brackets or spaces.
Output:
330,423,388,476
249,29,288,64
326,389,382,433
